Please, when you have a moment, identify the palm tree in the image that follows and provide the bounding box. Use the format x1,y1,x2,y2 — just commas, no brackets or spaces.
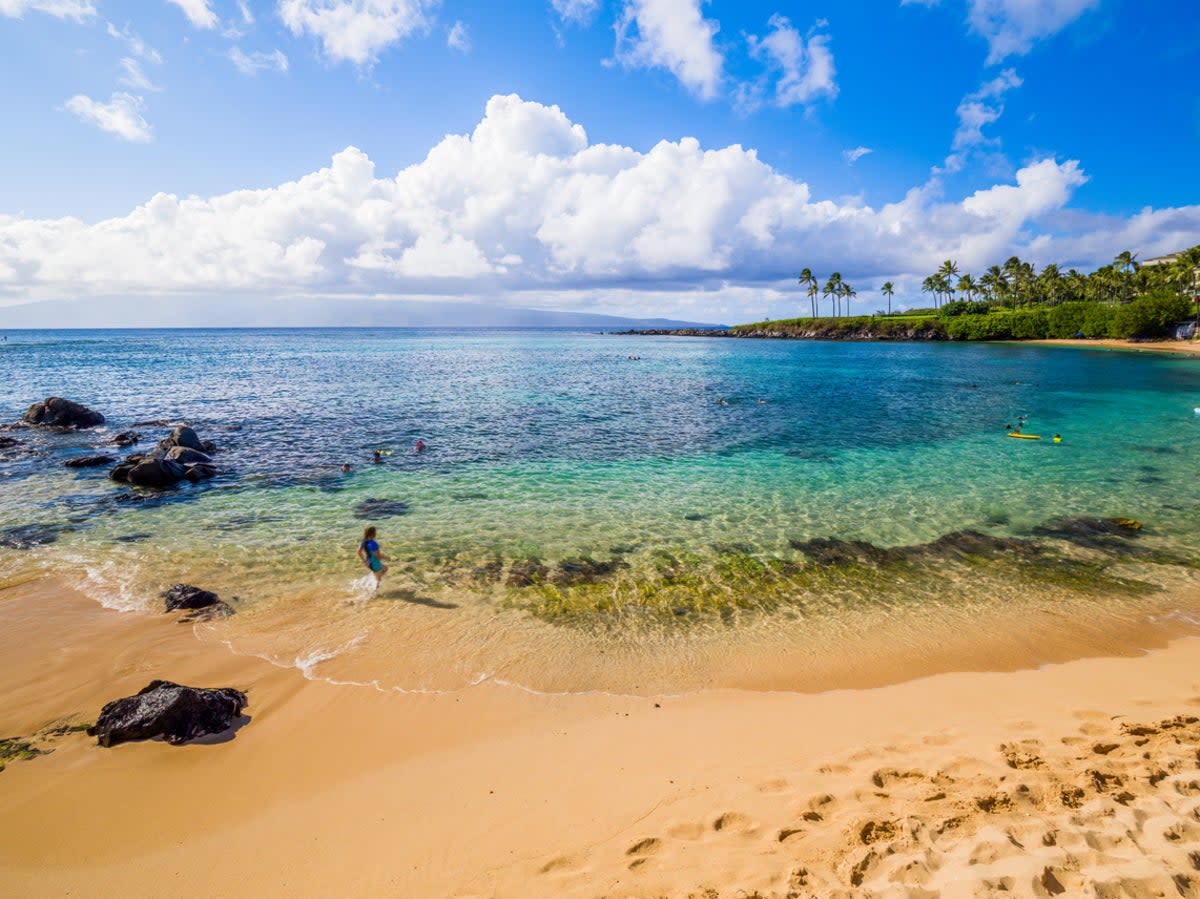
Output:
824,272,843,317
881,281,895,315
797,268,817,318
1114,251,1139,303
956,273,977,302
979,265,1006,304
921,275,937,309
842,283,857,315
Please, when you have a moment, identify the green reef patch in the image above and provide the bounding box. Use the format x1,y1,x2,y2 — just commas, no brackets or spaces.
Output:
0,722,91,772
488,516,1191,630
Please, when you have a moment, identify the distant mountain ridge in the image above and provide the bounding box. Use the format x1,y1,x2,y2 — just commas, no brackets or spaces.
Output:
0,296,724,330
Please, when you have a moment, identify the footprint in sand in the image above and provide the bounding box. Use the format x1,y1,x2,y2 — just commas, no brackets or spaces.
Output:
711,811,758,838
756,777,789,793
625,837,661,856
537,853,588,876
666,821,705,840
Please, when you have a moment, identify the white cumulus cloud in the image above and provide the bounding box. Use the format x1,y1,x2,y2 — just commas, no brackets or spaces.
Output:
969,0,1100,63
614,0,723,100
746,15,837,109
279,0,433,65
63,92,152,142
0,0,93,19
550,0,600,26
106,22,163,64
447,20,469,52
6,94,1198,319
118,57,162,91
228,47,289,74
166,0,217,29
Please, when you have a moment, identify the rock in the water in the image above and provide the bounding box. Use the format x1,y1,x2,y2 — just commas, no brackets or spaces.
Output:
162,583,234,619
164,446,213,466
64,455,117,469
184,463,217,482
109,431,142,448
0,436,19,449
127,458,187,488
550,556,627,585
158,425,204,453
87,680,247,747
0,523,67,549
506,557,547,587
353,498,409,518
23,397,105,429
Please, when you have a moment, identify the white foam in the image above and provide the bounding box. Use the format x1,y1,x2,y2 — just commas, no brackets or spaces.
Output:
76,559,150,612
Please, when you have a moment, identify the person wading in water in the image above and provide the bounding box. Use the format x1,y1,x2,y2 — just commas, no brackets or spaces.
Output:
357,526,388,588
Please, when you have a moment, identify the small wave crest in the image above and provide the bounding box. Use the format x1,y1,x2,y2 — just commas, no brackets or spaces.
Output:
76,558,153,612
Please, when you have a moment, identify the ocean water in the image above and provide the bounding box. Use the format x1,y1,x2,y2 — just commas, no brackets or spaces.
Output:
2,328,1199,693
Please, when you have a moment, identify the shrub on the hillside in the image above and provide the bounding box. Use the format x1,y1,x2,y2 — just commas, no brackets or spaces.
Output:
1112,291,1193,338
939,300,991,317
1045,302,1089,338
1080,304,1119,338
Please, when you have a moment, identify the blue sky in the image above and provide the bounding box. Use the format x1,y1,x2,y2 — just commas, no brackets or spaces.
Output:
1,0,1198,322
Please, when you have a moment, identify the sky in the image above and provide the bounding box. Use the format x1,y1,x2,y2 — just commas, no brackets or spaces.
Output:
0,0,1198,323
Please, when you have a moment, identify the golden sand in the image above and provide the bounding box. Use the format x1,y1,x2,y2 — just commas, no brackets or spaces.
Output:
1025,338,1200,355
3,578,1200,897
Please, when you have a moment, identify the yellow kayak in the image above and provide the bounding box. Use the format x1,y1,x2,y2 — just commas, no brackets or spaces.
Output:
1007,432,1041,440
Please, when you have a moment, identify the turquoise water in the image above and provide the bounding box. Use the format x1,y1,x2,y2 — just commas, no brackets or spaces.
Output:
2,329,1199,692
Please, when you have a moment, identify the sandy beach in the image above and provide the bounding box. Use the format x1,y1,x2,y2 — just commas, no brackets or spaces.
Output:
2,577,1200,898
1025,338,1200,356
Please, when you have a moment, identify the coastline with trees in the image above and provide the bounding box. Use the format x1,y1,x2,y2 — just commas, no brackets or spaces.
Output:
627,246,1200,347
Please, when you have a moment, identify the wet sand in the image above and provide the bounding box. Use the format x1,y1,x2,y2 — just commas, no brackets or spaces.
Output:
1026,338,1200,355
3,578,1200,897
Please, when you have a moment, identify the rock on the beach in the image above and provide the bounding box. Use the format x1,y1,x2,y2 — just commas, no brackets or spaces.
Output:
87,680,247,747
0,523,68,549
162,583,234,619
353,498,409,518
64,455,117,469
0,436,19,450
109,430,142,448
184,463,217,482
23,397,105,429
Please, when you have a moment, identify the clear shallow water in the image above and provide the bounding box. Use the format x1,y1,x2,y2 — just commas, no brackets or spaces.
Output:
2,329,1199,693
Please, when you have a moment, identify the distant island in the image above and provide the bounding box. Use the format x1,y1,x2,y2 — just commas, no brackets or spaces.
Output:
626,247,1200,343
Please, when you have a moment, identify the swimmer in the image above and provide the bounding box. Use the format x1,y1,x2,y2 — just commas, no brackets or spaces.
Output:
1053,434,1062,444
413,439,426,453
373,450,383,464
341,463,351,473
357,525,389,587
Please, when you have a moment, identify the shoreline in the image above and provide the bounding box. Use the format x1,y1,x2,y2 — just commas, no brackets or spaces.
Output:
625,327,1200,355
5,578,1200,896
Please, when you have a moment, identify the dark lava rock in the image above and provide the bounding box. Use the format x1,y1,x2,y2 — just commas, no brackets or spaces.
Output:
0,436,19,450
201,440,219,454
132,419,175,428
790,530,1041,567
115,533,152,543
109,461,137,482
1032,517,1144,550
550,556,628,586
109,431,142,448
162,583,235,620
789,537,895,566
682,513,708,521
353,498,409,518
64,455,117,469
0,523,68,549
163,583,220,611
127,458,187,488
184,463,217,482
506,557,547,587
87,680,247,747
158,425,204,453
164,446,213,466
23,397,105,429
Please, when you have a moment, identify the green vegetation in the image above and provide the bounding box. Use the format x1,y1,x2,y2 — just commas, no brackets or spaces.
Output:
766,246,1200,341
